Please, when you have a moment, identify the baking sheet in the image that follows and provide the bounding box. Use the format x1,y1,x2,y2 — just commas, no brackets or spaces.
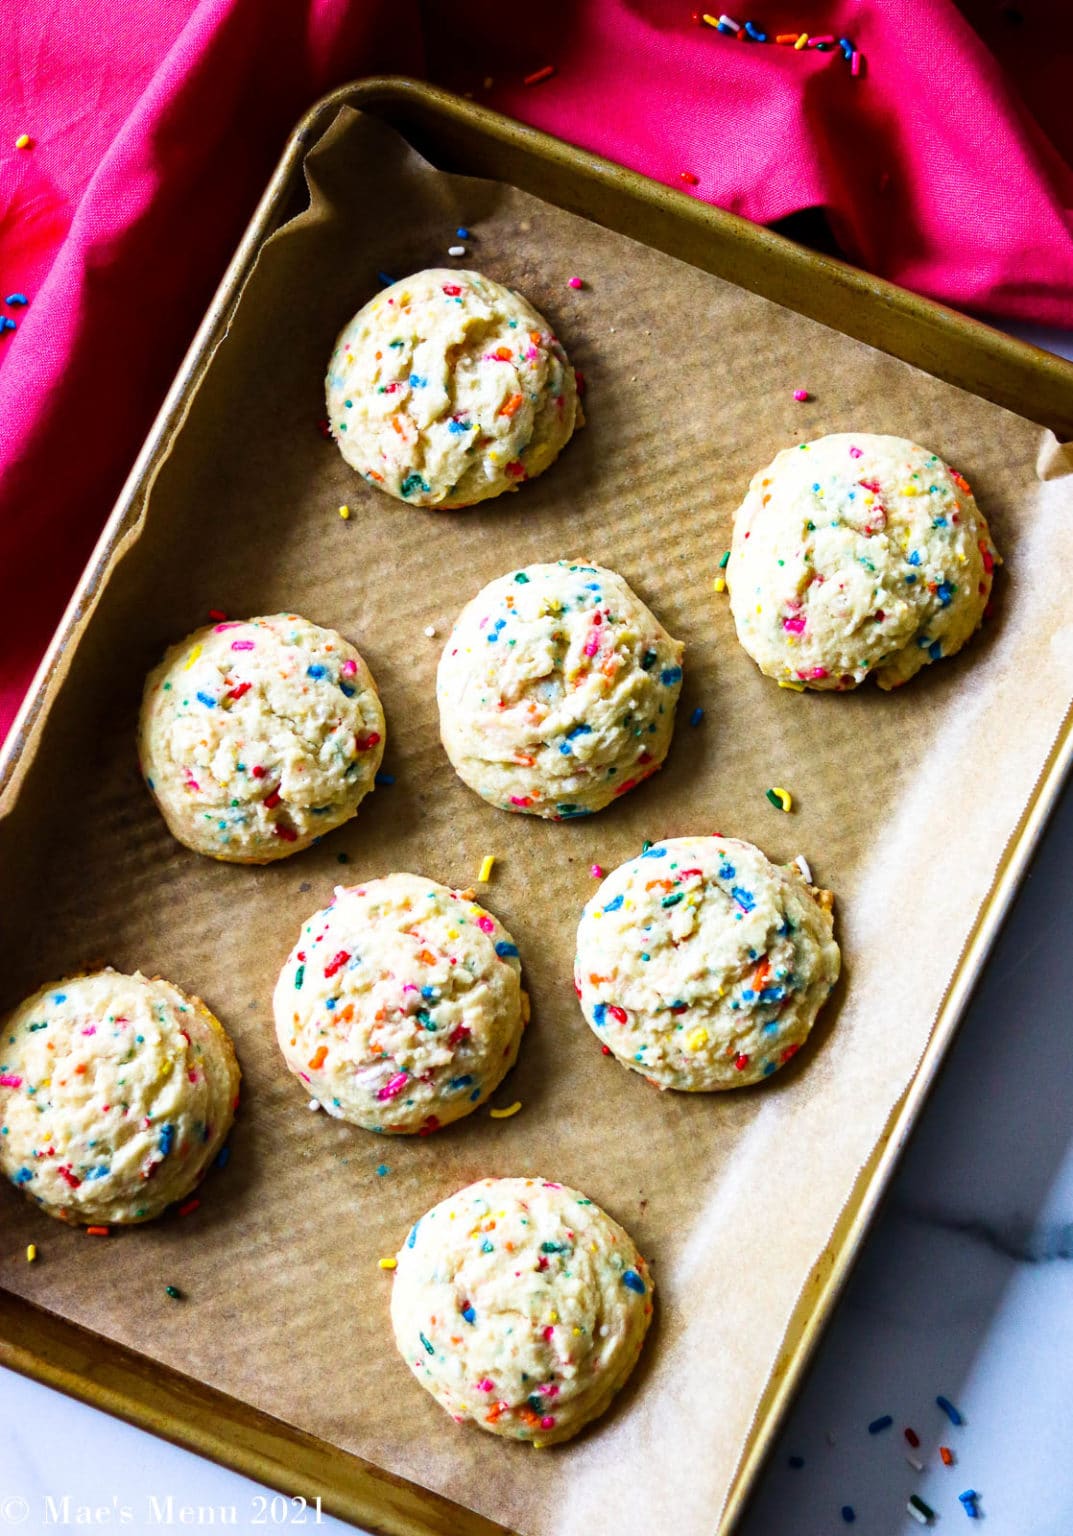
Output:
2,106,1072,1536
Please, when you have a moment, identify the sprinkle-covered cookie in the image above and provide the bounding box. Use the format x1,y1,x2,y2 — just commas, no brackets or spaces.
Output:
326,269,579,508
0,970,239,1224
437,561,684,818
575,836,840,1089
273,875,528,1133
390,1177,653,1444
139,613,385,862
727,433,1000,689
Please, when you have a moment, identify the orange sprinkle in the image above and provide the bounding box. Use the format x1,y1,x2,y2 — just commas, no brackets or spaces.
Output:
86,1226,110,1237
493,346,512,361
940,1446,954,1466
499,393,524,418
309,1045,328,1070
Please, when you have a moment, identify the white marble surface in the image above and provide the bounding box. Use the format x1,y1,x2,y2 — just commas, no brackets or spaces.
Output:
3,325,1072,1535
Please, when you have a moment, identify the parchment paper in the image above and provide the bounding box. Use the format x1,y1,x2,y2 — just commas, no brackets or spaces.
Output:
3,108,1073,1536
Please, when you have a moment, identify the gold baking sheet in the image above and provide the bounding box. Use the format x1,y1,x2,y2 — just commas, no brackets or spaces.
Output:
2,85,1073,1536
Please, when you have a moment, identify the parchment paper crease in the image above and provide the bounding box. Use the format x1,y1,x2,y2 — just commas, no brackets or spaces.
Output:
2,109,1072,1536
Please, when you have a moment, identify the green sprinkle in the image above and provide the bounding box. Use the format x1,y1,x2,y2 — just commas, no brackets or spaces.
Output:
719,550,730,569
661,892,684,908
165,1285,183,1300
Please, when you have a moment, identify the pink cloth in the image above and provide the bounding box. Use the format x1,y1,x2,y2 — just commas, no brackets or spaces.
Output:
2,0,1071,743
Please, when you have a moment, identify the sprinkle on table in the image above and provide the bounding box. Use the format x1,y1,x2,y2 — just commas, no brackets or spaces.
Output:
26,1244,36,1263
568,276,583,289
867,1413,893,1434
940,1444,955,1465
907,1493,935,1525
719,549,730,568
15,134,32,149
936,1394,964,1425
590,863,604,878
177,1198,200,1217
86,1226,110,1237
679,171,699,185
841,1508,855,1525
165,1284,183,1300
904,1426,921,1447
959,1490,980,1518
690,707,704,726
5,293,28,306
378,1257,397,1270
477,855,496,883
424,624,437,637
524,65,556,85
905,1454,924,1472
456,227,469,239
338,504,351,520
766,786,793,813
713,575,727,593
375,772,395,786
448,244,466,256
793,388,810,401
793,853,813,883
489,1101,522,1119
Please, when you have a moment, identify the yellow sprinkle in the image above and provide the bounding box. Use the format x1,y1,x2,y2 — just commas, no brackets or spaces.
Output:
477,855,496,883
685,1027,709,1052
378,1257,397,1270
338,504,351,520
901,484,919,496
778,679,805,692
701,13,719,26
767,786,793,813
713,576,726,593
573,1326,581,1335
549,1312,559,1323
794,31,808,48
15,133,31,149
532,1440,545,1449
26,1244,37,1263
489,1101,522,1119
183,644,202,670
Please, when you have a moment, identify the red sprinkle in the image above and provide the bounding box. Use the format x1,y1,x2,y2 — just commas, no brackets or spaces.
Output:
734,1054,750,1071
208,609,228,621
263,787,282,809
86,1225,110,1236
273,824,298,842
316,417,332,439
608,1005,628,1024
601,1045,612,1055
679,171,699,185
355,730,382,751
324,950,350,978
251,765,266,779
177,1198,200,1217
58,1166,82,1189
442,284,462,296
226,681,252,701
905,1427,920,1448
524,65,556,85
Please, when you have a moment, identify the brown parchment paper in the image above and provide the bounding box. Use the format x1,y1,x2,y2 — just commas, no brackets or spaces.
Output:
3,107,1073,1536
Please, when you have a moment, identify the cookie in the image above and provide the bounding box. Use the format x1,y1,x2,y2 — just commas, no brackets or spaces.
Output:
0,969,239,1225
326,269,579,509
273,875,528,1133
575,836,840,1089
139,613,385,862
390,1176,653,1444
726,433,1000,690
437,561,684,819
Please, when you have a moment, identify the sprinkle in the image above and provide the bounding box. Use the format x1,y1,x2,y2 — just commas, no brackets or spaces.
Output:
419,1332,435,1355
718,12,741,26
489,1101,522,1118
622,1268,646,1293
841,1509,855,1525
778,679,805,691
15,134,31,149
424,625,437,638
0,1074,23,1088
958,1490,978,1505
456,227,470,239
165,1285,182,1300
905,1427,920,1447
794,31,808,49
766,786,793,812
906,1455,924,1472
690,707,704,726
308,1098,321,1111
376,1164,390,1177
719,549,730,569
793,388,809,401
377,1072,409,1102
5,294,28,306
792,853,813,883
713,576,726,593
851,49,862,75
495,941,520,958
448,245,466,256
700,13,719,26
775,33,800,43
679,171,699,185
338,504,351,520
940,1445,955,1466
524,65,556,85
378,1257,397,1270
908,1494,935,1524
477,855,496,882
375,772,395,786
936,1395,963,1425
744,20,766,40
177,1198,200,1217
868,1414,893,1434
86,1226,110,1237
376,271,396,286
26,1245,36,1263
568,276,583,289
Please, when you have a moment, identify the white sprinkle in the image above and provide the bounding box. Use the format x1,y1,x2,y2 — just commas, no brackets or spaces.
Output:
906,1501,928,1526
424,624,437,638
793,853,813,884
905,1454,924,1472
448,245,466,257
308,1098,321,1112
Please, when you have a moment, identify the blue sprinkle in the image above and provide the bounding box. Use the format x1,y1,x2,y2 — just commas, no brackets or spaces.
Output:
377,271,396,286
841,1508,855,1525
447,418,470,434
306,663,327,679
905,572,918,584
461,1305,476,1324
408,373,428,388
375,772,395,786
407,1222,420,1248
758,986,786,1003
339,682,356,697
376,1163,390,1176
603,893,625,913
469,1087,480,1100
216,1146,231,1169
690,707,704,726
641,845,667,859
933,515,948,528
744,20,766,39
640,649,657,670
660,666,683,686
456,227,469,239
593,1003,608,1025
449,1075,474,1090
52,993,67,1004
419,1331,435,1354
400,472,430,498
495,941,520,958
622,1269,646,1294
868,1414,893,1434
937,1395,963,1425
719,862,736,880
732,886,756,913
84,1165,110,1181
838,37,854,58
0,317,15,333
906,549,922,566
14,1167,33,1184
566,723,592,739
762,1062,776,1075
5,293,28,306
929,640,943,660
420,986,437,1000
158,1123,175,1157
936,581,954,606
195,691,216,708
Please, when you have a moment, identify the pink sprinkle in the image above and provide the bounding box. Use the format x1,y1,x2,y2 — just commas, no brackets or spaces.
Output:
81,1025,97,1036
783,615,806,634
849,445,863,458
851,49,862,76
542,1181,562,1189
477,915,495,934
540,1415,556,1429
808,667,829,680
341,658,357,676
583,633,600,657
793,388,809,402
477,1378,495,1392
509,795,530,806
590,864,604,878
0,1074,23,1088
377,1072,409,1102
809,34,835,44
542,1325,555,1340
568,276,583,290
524,345,540,361
212,621,243,632
230,640,255,651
